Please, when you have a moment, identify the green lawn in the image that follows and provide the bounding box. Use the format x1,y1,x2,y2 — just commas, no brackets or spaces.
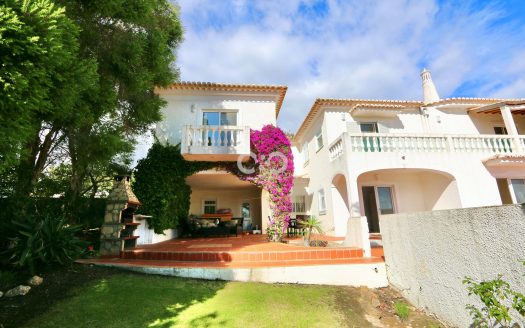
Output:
22,273,366,328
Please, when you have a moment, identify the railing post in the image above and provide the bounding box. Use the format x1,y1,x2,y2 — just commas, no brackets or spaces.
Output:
446,136,454,152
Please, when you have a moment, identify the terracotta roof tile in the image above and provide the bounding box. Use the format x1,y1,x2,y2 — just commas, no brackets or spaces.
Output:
155,82,288,117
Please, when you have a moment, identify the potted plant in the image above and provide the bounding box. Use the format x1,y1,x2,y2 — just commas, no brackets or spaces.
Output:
298,216,324,247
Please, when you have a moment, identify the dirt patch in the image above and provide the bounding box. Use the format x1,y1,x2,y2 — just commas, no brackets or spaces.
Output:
335,286,445,328
0,264,122,328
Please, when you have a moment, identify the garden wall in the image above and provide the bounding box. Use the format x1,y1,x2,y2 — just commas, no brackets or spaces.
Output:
380,204,525,327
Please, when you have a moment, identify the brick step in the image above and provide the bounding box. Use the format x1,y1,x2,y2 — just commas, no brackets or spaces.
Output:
121,248,364,262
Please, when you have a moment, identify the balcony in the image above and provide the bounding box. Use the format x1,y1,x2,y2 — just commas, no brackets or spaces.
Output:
181,125,251,161
329,133,525,161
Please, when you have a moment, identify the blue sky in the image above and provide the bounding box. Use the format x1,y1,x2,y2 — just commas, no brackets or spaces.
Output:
174,0,525,132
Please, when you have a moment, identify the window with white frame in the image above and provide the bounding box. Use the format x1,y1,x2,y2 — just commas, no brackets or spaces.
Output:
202,110,238,126
318,189,326,213
315,130,323,151
292,196,306,213
203,199,217,214
302,143,309,163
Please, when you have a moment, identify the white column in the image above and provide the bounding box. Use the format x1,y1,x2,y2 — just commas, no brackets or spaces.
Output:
501,106,523,152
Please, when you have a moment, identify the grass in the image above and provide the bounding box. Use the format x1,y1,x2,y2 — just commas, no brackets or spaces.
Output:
394,300,410,320
21,273,354,328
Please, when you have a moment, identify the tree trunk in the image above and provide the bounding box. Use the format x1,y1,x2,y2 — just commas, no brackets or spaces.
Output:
65,128,90,223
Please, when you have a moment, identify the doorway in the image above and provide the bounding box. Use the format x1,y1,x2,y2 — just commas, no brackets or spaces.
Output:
361,186,395,233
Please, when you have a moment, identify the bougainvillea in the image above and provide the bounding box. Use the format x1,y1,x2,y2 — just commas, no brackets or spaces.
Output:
235,125,294,242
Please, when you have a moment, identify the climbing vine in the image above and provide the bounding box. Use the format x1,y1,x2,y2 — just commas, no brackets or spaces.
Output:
133,143,213,233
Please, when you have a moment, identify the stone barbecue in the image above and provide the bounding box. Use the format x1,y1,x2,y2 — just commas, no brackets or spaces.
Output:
99,175,141,256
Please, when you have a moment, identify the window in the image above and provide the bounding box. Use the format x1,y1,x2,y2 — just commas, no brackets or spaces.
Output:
318,189,326,213
376,187,395,214
202,110,238,146
315,130,323,151
241,202,251,218
360,122,381,152
302,143,309,163
360,122,379,133
292,196,306,213
494,126,508,135
511,179,525,203
202,111,237,126
203,199,217,214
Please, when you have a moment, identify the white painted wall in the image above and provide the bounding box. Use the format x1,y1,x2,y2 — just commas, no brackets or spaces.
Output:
292,101,525,237
135,223,177,245
357,169,461,214
157,94,277,146
380,204,525,328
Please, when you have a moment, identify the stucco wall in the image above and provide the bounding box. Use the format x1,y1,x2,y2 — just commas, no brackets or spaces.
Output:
157,94,277,145
380,204,525,327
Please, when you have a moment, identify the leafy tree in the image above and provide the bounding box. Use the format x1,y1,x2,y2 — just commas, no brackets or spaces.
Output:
59,0,184,218
1,0,183,222
0,0,97,180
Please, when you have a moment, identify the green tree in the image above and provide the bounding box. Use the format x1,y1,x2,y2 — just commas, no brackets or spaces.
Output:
59,0,184,218
1,0,183,222
0,0,97,178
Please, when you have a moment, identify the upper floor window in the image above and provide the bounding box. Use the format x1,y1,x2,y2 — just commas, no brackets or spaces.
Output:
360,122,379,133
315,130,324,151
494,126,508,135
318,188,326,213
202,110,237,126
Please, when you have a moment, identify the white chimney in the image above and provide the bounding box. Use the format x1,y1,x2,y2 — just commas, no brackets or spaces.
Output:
420,68,440,104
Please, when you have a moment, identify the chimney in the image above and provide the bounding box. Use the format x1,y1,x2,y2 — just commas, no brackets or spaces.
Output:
421,68,440,105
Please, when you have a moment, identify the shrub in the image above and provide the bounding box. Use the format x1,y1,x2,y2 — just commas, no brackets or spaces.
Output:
394,301,410,320
299,216,324,246
463,261,525,327
0,270,20,291
3,216,86,274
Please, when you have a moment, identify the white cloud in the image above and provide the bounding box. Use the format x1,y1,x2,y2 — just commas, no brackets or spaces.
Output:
173,0,525,132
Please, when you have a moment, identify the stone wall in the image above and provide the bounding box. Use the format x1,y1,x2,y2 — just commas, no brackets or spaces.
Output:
380,204,525,327
99,176,140,256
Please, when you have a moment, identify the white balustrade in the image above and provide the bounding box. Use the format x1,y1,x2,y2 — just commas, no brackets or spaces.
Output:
328,137,344,161
346,133,520,154
182,125,250,156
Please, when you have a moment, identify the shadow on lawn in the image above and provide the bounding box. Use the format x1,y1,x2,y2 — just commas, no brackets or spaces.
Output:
83,274,228,328
12,266,228,328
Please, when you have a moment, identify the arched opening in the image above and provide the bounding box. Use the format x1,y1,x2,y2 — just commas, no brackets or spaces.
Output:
331,174,350,236
357,168,461,233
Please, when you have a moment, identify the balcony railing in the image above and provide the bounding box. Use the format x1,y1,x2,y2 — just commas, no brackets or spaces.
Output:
328,133,525,161
181,125,250,160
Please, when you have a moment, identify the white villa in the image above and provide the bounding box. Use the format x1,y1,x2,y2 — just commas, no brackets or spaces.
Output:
154,71,525,241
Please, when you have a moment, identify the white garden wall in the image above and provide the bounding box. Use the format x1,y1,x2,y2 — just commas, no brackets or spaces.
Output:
380,204,525,327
